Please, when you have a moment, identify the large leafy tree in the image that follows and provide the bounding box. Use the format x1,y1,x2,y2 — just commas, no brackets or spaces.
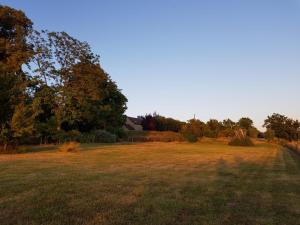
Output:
0,5,33,149
28,31,127,136
0,5,33,72
237,117,259,138
59,61,127,132
1,5,127,149
27,23,127,137
264,113,299,141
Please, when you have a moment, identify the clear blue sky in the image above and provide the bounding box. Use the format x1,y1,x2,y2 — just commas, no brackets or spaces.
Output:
3,0,300,129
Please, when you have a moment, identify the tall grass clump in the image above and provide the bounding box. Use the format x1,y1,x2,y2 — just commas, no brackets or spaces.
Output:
58,142,80,152
229,129,254,146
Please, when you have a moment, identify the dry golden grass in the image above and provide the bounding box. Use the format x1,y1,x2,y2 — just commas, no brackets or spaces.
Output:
58,141,80,152
0,141,299,225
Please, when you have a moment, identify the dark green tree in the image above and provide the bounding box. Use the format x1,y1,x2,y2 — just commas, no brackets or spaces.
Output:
222,119,236,129
0,5,33,150
28,30,127,136
181,119,206,138
264,113,299,141
238,117,253,130
205,119,223,138
219,119,236,137
1,5,128,149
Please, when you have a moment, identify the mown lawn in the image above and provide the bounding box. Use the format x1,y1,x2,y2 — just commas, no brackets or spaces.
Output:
0,141,299,225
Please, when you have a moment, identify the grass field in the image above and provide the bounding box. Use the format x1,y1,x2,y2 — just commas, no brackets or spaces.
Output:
0,142,300,225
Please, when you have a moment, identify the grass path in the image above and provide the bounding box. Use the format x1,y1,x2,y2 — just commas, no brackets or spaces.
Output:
0,142,299,225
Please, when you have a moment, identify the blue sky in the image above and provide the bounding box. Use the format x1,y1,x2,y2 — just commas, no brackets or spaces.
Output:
3,0,300,129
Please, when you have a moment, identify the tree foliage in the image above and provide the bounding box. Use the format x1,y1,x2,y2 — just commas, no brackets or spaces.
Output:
264,113,299,141
181,119,206,138
264,129,275,142
204,119,223,138
0,5,33,150
140,113,184,132
238,117,253,130
0,5,127,149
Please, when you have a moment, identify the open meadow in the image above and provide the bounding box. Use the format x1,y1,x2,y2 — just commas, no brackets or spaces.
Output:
0,141,300,225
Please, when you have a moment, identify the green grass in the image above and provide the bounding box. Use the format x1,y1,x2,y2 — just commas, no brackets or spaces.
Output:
0,141,300,225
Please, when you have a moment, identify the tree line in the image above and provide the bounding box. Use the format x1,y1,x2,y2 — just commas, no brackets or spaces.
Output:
1,5,299,151
0,6,127,150
140,113,300,142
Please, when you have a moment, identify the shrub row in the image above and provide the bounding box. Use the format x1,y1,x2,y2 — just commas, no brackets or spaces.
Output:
54,130,117,143
126,131,185,142
17,130,118,145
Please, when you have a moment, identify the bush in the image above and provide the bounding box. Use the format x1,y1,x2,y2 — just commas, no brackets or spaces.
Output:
52,130,82,143
114,128,128,141
204,130,218,138
92,130,116,143
127,131,184,142
51,130,116,143
140,114,184,132
219,128,235,137
229,136,254,146
59,142,80,152
66,130,82,142
78,133,95,143
52,130,68,143
18,136,40,145
183,133,198,143
228,129,254,146
180,119,206,138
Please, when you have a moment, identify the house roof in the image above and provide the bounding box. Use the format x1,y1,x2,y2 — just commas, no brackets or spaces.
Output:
124,123,135,130
127,116,142,125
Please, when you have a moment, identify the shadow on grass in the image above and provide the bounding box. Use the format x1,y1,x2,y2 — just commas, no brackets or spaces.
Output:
12,145,58,154
79,142,145,152
14,142,139,154
284,147,300,170
210,147,300,225
211,154,276,224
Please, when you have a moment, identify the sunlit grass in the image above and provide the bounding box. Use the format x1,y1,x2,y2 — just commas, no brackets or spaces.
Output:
0,142,299,225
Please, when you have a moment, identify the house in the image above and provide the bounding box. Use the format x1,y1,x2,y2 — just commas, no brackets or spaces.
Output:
123,116,143,131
